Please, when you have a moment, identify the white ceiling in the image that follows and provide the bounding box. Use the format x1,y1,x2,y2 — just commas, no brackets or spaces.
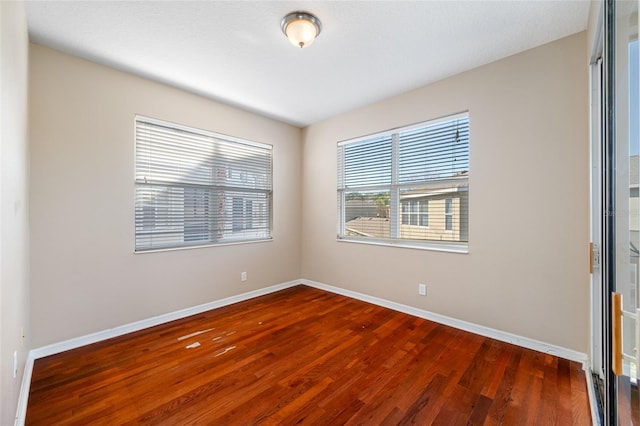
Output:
24,1,591,127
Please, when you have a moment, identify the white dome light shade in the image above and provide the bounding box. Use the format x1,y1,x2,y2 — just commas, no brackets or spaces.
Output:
281,12,322,49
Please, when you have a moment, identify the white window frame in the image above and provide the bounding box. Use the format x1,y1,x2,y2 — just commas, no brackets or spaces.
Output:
337,112,469,253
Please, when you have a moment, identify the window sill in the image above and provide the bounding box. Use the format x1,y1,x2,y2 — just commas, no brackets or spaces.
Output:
337,236,468,254
134,237,273,254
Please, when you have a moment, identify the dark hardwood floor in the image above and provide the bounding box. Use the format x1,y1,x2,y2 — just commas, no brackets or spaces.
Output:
26,285,591,425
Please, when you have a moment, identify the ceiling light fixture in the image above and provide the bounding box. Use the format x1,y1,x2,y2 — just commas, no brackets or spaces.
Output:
281,11,322,49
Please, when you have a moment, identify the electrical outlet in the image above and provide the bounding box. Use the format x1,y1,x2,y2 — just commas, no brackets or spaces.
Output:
21,327,24,347
418,283,427,296
241,272,247,282
13,350,18,378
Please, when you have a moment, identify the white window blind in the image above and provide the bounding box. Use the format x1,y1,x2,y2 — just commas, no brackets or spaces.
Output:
337,112,469,251
135,116,272,252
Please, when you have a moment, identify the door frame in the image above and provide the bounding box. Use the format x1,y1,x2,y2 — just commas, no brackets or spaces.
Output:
602,0,617,423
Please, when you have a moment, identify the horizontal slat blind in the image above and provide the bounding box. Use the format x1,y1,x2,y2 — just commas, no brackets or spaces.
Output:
337,113,469,249
399,117,469,183
342,135,393,188
135,117,272,251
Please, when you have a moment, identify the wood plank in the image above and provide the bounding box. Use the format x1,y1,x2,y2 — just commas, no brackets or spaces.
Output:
26,285,591,425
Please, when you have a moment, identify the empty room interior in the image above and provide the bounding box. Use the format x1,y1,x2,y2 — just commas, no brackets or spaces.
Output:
2,0,639,424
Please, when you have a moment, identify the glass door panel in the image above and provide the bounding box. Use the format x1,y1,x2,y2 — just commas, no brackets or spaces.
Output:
614,1,639,423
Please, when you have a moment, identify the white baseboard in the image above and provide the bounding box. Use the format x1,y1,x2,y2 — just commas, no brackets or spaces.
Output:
17,277,592,426
16,279,301,426
27,278,591,364
30,279,300,360
303,280,594,423
14,352,35,426
300,279,589,365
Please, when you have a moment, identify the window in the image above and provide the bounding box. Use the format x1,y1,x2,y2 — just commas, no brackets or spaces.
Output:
401,200,428,227
420,201,429,227
444,198,453,231
232,197,254,232
135,116,272,252
337,112,469,251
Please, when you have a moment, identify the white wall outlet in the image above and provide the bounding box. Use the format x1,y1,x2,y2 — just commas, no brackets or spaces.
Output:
241,272,247,282
13,350,18,378
21,327,24,347
418,283,427,296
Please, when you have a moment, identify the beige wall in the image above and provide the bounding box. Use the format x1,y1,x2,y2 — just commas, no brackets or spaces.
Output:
301,32,590,352
29,30,590,356
29,44,302,347
1,1,31,423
